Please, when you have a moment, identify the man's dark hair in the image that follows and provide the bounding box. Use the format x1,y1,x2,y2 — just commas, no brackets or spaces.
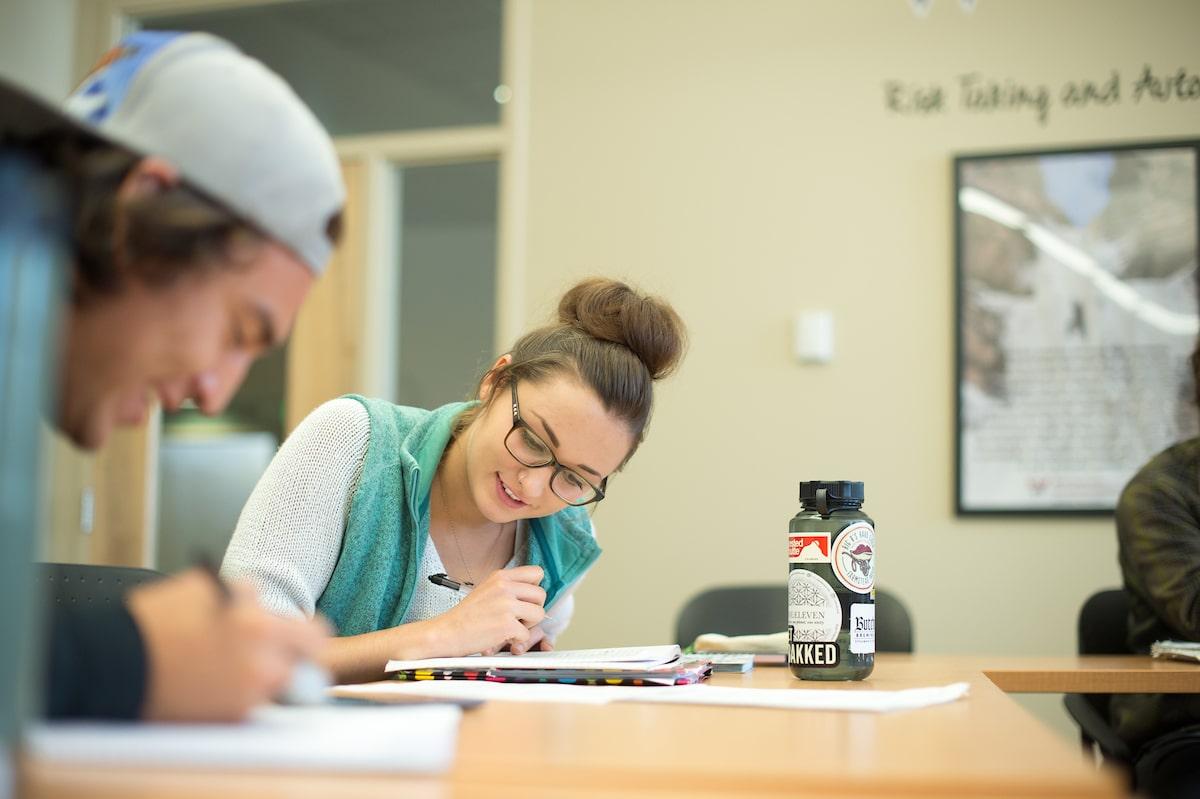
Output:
27,132,342,304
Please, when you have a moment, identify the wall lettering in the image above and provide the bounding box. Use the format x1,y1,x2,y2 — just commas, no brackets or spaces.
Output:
883,65,1199,125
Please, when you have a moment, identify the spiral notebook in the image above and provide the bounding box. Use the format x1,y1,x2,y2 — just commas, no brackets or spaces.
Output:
386,644,710,686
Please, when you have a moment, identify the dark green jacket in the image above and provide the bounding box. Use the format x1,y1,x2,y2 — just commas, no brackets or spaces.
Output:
1112,437,1200,749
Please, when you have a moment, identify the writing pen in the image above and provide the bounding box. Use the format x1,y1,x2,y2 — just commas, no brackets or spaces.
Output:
426,532,533,595
196,555,233,603
428,572,473,593
427,571,555,625
196,555,332,705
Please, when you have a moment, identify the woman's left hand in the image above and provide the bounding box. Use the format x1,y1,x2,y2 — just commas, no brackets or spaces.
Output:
488,625,554,656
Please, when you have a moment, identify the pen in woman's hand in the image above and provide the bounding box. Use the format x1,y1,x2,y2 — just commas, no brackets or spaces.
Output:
424,534,536,594
428,572,473,594
428,571,555,625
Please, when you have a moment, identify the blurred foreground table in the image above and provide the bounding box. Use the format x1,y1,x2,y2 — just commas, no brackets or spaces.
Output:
25,653,1185,798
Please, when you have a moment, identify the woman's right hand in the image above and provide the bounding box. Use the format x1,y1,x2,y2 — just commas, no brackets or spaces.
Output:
436,565,546,656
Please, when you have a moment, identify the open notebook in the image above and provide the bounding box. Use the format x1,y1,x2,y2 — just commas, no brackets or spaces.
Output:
385,644,710,686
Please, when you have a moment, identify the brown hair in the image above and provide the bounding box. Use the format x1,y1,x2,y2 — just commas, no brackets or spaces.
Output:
34,134,342,303
457,277,687,463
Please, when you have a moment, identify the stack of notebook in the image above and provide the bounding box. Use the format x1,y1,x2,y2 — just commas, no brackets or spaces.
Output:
1150,640,1200,663
385,644,712,686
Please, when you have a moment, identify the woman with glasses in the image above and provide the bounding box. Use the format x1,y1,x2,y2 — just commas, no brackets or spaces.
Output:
221,277,686,683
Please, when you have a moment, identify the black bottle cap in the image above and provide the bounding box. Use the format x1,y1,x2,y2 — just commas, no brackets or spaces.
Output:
799,480,864,508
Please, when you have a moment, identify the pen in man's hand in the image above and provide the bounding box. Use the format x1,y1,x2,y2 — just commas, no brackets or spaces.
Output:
196,556,232,604
197,555,333,704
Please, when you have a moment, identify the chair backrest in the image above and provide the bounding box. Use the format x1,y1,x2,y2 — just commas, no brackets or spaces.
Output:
675,584,915,653
39,563,164,608
1078,588,1131,656
1062,587,1134,764
675,585,784,647
875,589,914,654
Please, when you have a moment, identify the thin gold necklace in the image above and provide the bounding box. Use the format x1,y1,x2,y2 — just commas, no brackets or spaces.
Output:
436,472,507,586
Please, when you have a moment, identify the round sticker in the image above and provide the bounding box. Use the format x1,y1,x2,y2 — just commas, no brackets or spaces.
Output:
832,522,875,594
787,569,842,642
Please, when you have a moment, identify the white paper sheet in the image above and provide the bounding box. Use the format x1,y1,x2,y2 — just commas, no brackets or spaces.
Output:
25,703,461,773
385,644,681,673
337,680,970,713
1151,639,1200,663
613,682,972,712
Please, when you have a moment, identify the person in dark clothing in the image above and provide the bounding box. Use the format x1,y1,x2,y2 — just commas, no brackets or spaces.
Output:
1,30,343,721
1113,343,1200,798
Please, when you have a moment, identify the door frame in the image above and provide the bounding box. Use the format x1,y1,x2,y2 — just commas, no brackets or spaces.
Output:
57,0,529,566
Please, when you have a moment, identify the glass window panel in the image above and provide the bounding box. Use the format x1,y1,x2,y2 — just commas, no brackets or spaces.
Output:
141,0,502,135
156,347,286,573
397,160,498,409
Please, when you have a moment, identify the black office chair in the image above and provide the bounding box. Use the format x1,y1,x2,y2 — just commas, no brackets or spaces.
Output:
1062,588,1133,765
39,562,164,606
1064,589,1200,798
674,584,914,653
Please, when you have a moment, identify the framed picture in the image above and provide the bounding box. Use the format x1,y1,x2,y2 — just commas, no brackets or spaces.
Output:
955,140,1200,514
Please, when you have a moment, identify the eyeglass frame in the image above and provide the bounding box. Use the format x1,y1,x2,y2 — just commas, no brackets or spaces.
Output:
503,380,607,506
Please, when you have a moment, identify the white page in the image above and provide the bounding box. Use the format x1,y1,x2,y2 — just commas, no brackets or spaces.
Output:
612,682,971,713
385,644,681,673
25,704,460,773
336,680,969,713
1152,640,1200,661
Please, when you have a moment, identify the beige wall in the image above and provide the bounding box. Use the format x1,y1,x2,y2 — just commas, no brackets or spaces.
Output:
527,0,1200,657
0,0,76,101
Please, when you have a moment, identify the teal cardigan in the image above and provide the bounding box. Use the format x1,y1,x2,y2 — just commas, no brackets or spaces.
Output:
315,395,602,637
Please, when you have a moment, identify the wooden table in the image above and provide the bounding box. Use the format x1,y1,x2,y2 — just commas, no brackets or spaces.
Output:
980,655,1200,694
23,653,1192,799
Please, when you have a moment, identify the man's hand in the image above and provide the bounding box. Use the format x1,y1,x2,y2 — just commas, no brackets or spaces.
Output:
126,569,328,721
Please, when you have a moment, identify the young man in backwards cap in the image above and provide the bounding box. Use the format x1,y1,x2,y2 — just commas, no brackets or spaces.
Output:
0,30,343,721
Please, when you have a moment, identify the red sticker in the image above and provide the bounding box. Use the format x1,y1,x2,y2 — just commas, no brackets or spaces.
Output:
788,533,831,563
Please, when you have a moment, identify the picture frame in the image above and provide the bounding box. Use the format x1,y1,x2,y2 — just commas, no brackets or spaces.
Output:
954,139,1200,514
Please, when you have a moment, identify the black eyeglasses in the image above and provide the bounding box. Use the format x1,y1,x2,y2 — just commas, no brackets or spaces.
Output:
503,381,606,506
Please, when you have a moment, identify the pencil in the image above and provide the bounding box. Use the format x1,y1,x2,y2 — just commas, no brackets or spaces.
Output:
195,556,232,604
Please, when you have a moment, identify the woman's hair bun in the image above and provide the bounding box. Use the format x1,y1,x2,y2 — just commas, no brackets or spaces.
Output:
557,277,686,380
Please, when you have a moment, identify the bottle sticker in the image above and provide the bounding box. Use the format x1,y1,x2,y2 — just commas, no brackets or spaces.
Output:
850,603,875,654
789,640,841,668
832,522,875,594
788,532,831,564
787,568,841,642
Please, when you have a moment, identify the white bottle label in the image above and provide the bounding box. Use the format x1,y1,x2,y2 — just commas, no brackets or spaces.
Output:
832,522,875,594
788,569,842,642
850,603,875,654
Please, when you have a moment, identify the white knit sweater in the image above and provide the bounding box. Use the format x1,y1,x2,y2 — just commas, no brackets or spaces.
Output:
221,398,580,641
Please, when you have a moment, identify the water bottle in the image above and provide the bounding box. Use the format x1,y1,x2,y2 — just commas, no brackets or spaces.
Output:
787,480,875,681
